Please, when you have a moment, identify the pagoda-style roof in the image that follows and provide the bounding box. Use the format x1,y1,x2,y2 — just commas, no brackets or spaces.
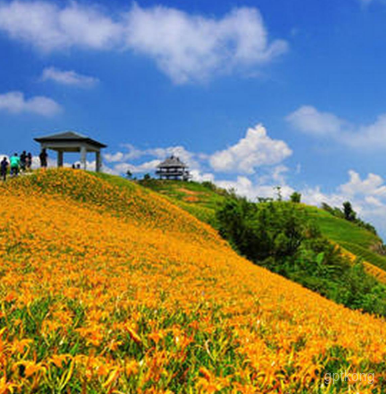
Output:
34,131,107,149
157,155,187,168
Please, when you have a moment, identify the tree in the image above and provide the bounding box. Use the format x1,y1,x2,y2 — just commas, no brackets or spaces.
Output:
126,170,132,179
274,186,282,201
290,192,302,203
143,173,152,181
343,201,356,222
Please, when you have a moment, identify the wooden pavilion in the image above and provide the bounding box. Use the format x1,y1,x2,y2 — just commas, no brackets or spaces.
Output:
156,155,190,181
34,131,107,172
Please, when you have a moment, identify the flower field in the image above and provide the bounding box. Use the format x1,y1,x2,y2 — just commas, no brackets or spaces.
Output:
1,169,386,393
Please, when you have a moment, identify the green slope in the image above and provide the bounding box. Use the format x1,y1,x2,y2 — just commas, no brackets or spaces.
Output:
137,179,225,226
298,205,386,271
299,205,379,249
97,175,386,274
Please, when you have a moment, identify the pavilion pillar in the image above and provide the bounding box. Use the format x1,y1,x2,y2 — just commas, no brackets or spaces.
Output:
80,146,87,170
95,151,102,172
57,151,63,167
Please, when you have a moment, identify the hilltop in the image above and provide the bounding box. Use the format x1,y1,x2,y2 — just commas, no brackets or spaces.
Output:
1,169,386,392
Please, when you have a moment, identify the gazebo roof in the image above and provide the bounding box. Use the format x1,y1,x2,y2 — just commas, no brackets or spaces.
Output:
34,131,107,148
157,155,188,168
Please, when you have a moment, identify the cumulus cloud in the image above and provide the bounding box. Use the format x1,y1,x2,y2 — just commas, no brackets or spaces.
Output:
41,67,99,87
0,91,61,116
105,144,202,173
0,1,287,83
286,105,344,136
0,1,122,51
113,160,161,175
124,5,287,83
216,176,294,200
293,170,386,240
347,114,386,149
104,144,145,163
209,124,292,174
287,105,386,150
189,170,215,183
105,124,291,177
147,146,201,169
339,170,386,197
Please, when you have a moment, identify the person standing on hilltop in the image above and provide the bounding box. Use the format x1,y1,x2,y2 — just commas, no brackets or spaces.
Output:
39,148,48,168
9,153,20,177
1,157,8,181
26,152,32,171
20,150,27,173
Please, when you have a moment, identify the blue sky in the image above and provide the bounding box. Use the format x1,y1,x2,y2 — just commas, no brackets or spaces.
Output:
2,0,386,237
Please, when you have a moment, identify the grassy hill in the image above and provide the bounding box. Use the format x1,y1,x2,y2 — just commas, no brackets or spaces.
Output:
139,178,386,279
137,178,225,226
1,169,386,392
299,205,386,280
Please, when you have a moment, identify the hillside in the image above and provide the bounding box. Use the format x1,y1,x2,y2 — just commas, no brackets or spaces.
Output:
137,178,224,226
1,169,386,392
139,178,386,280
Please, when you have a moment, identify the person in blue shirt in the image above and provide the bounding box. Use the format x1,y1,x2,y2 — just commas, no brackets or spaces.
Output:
10,153,21,177
1,157,8,181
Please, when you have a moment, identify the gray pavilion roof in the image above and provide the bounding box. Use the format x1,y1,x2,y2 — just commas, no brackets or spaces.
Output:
157,155,188,168
34,131,107,148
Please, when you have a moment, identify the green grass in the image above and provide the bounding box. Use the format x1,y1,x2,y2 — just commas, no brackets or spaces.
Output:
339,242,386,271
136,179,227,226
92,171,138,193
138,179,226,210
299,204,381,249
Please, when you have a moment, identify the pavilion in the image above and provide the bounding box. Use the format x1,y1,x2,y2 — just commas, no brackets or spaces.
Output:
156,155,190,181
34,131,107,172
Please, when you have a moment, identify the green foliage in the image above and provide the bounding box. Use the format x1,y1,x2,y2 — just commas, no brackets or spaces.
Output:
322,201,378,236
290,192,302,203
216,197,386,317
343,201,356,221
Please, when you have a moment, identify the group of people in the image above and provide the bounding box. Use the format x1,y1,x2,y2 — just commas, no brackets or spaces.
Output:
1,149,48,181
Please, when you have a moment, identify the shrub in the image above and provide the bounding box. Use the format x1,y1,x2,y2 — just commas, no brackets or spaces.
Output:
290,192,302,203
216,197,386,316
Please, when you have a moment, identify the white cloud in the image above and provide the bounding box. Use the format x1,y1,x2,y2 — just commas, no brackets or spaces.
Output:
0,91,61,116
287,105,386,150
300,186,345,210
365,196,383,207
216,176,294,200
104,144,145,163
297,170,386,240
189,170,215,183
41,67,99,87
347,114,386,149
209,124,292,174
104,144,202,172
103,123,291,181
124,5,288,83
286,105,344,136
0,1,287,83
112,159,161,175
339,170,386,197
147,146,201,170
0,1,122,51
